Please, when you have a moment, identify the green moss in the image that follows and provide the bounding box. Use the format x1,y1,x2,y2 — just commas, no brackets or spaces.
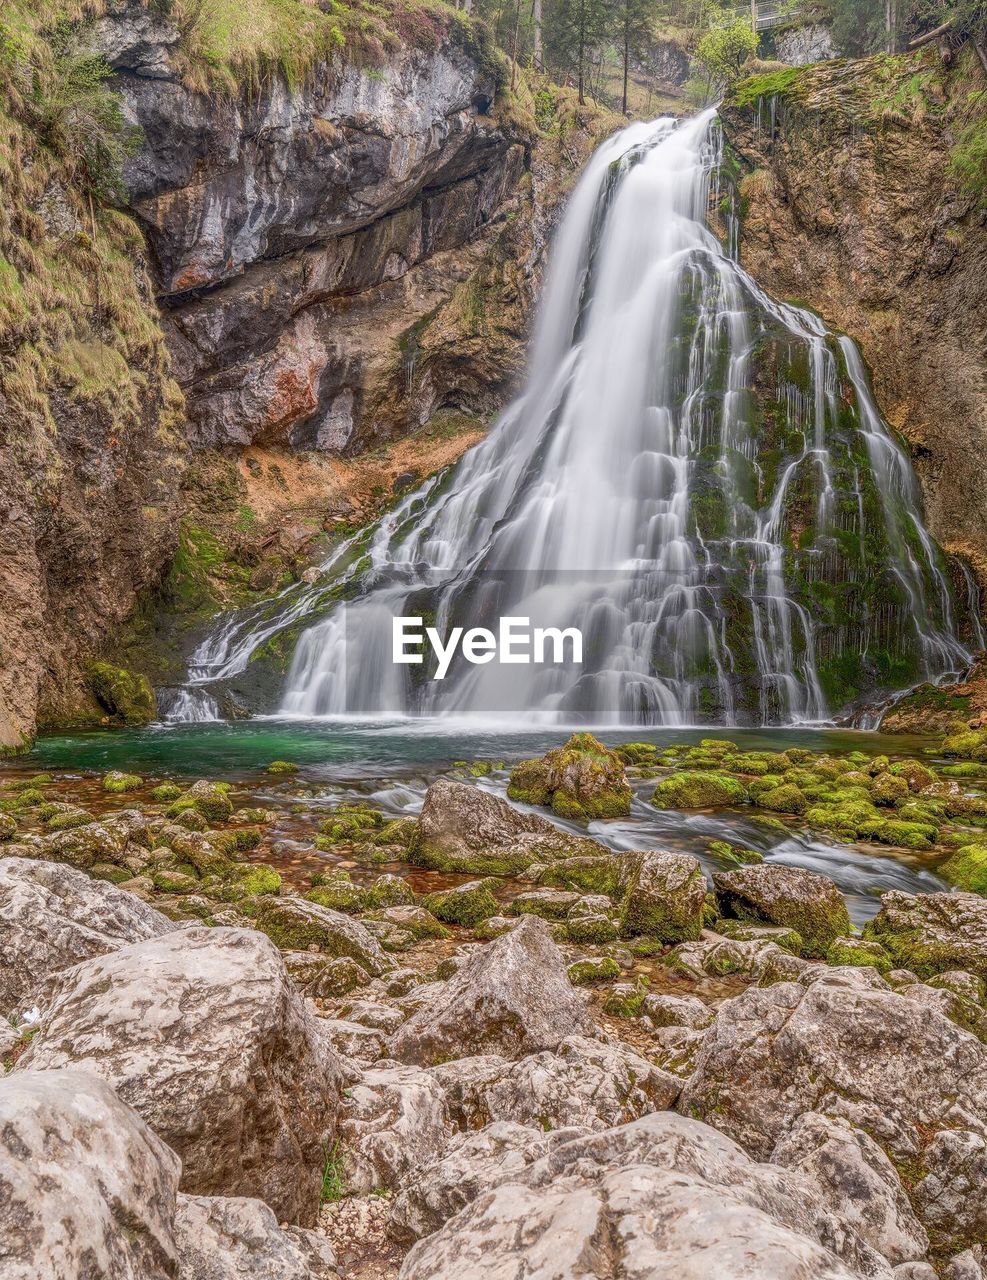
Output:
708,839,763,867
508,733,631,819
218,863,282,901
86,663,155,725
423,880,499,927
266,759,299,774
103,770,143,793
939,843,987,895
871,773,909,807
306,873,366,914
0,813,16,840
602,980,648,1018
755,783,807,815
563,915,620,944
652,771,749,809
151,782,182,802
826,937,892,974
729,66,806,109
211,826,262,855
567,957,621,985
942,730,987,760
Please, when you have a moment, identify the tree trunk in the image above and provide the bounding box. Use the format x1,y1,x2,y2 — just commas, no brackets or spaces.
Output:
578,0,586,105
510,0,522,90
532,0,543,69
885,0,897,53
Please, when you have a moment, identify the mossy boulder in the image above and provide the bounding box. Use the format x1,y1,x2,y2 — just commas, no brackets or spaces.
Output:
567,956,621,985
889,760,936,792
183,780,234,824
708,839,763,867
939,844,987,895
423,879,499,927
602,981,648,1018
713,864,851,958
942,730,987,760
218,863,282,901
266,760,299,774
871,774,909,808
0,813,16,841
364,874,416,908
534,854,624,897
620,851,707,942
865,890,987,979
86,663,156,726
563,914,620,944
254,896,390,973
508,888,582,921
652,772,749,810
507,733,632,820
615,742,659,766
306,873,366,914
825,936,892,975
755,784,807,816
152,869,200,895
151,783,182,802
103,771,143,794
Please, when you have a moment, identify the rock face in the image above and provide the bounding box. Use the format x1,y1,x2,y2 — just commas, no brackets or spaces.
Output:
714,863,851,956
0,1069,180,1280
398,1111,894,1279
721,53,987,575
410,776,608,874
17,927,342,1225
0,855,173,1015
97,7,538,455
680,965,987,1252
390,915,591,1064
865,890,987,979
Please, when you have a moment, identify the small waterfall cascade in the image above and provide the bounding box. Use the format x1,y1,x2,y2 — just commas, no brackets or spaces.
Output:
180,110,971,726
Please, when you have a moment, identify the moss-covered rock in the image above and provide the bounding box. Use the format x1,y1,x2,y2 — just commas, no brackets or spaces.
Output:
152,868,200,895
364,874,416,908
103,770,143,794
942,730,987,760
266,760,299,774
621,851,707,942
714,864,851,958
567,956,621,985
254,896,390,974
652,771,749,809
864,890,987,979
826,936,892,974
211,826,262,855
151,782,183,802
508,888,581,921
871,773,909,807
602,981,648,1018
218,863,282,902
306,873,366,914
939,843,987,895
183,780,234,823
0,813,16,841
708,839,763,867
507,733,632,820
889,760,936,792
755,783,807,816
86,662,156,725
423,879,499,927
563,914,620,944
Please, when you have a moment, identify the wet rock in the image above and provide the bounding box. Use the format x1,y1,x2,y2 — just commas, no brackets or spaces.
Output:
0,1068,180,1279
620,850,707,941
253,896,391,975
714,864,851,957
866,891,987,979
175,1194,339,1279
0,855,173,1014
399,1111,893,1280
17,927,342,1225
680,965,987,1252
389,915,591,1065
410,776,608,874
507,733,632,819
771,1112,929,1265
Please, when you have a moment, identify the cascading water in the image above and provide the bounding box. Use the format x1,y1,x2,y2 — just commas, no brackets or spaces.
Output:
179,109,971,726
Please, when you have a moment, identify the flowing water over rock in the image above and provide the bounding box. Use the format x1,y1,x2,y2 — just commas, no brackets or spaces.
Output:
181,111,969,725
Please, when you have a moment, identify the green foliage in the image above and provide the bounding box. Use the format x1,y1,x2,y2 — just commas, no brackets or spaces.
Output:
692,18,757,96
321,1142,346,1204
950,115,987,205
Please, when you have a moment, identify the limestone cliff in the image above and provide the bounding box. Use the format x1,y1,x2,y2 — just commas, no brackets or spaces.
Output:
720,50,987,589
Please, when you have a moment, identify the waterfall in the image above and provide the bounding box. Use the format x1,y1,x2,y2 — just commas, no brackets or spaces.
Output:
186,110,971,725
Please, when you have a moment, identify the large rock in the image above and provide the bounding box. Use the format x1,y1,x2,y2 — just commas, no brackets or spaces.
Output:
398,1112,894,1279
410,776,609,875
253,896,391,975
507,733,632,819
0,855,173,1014
680,965,987,1252
0,1069,180,1279
18,927,341,1225
389,915,591,1064
771,1112,928,1266
174,1194,339,1279
620,850,707,941
865,891,987,979
713,863,851,956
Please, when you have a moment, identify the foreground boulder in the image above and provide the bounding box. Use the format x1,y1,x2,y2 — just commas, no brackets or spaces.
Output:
620,850,707,941
865,890,987,979
680,965,987,1253
409,776,608,874
398,1112,892,1279
0,855,173,1014
18,927,341,1225
713,863,851,957
174,1195,338,1279
507,733,632,819
0,1069,180,1279
389,915,591,1065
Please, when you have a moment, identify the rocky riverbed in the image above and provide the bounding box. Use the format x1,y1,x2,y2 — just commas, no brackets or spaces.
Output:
5,730,987,1275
